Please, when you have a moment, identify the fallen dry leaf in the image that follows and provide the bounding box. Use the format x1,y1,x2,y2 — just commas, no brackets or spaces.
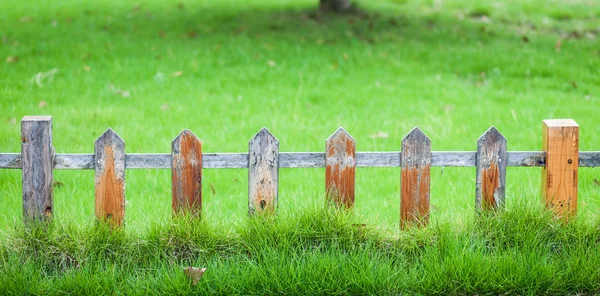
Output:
38,101,48,108
267,60,276,67
6,56,18,63
173,71,183,77
160,104,169,110
7,117,16,125
555,39,562,52
109,83,131,98
30,68,58,87
19,16,33,23
343,53,348,60
83,65,90,72
183,267,206,286
593,178,600,186
571,80,578,89
210,183,216,194
369,132,388,139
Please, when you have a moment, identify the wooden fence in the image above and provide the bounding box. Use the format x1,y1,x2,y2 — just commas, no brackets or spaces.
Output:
1,116,599,227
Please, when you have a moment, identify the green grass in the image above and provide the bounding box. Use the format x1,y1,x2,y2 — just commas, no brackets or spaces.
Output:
1,0,599,227
1,0,600,293
2,201,600,294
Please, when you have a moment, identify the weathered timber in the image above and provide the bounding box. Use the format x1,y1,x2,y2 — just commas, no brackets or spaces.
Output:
401,127,431,228
248,128,279,215
171,130,202,216
94,128,126,226
21,116,54,222
325,128,356,208
475,127,507,210
542,119,579,217
2,151,600,170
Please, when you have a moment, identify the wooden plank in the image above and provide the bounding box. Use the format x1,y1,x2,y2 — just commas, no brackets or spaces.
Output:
2,151,600,170
400,127,431,228
94,128,126,226
21,116,54,222
248,128,279,215
542,119,579,217
325,128,356,208
475,127,507,210
171,130,202,216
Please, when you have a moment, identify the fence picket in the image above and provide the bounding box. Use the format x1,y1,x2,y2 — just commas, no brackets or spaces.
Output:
326,128,356,208
542,119,579,217
21,116,54,223
248,128,279,215
475,127,507,210
94,128,126,226
171,130,203,216
401,127,431,228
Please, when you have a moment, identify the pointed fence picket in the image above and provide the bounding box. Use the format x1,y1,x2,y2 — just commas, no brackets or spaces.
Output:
3,116,600,228
94,128,126,226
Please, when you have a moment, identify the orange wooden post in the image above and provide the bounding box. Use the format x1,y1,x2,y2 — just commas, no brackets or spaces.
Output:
171,130,203,217
475,127,507,210
400,127,431,228
542,119,579,217
94,128,126,226
325,128,356,208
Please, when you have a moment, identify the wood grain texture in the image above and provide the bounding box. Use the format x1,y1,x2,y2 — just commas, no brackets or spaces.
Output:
401,127,431,228
248,128,279,215
542,119,579,217
325,128,356,208
94,128,125,226
171,130,202,216
21,116,54,222
475,127,507,210
2,151,599,169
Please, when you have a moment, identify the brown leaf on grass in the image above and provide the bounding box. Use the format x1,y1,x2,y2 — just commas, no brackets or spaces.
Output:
19,16,33,23
571,81,578,89
187,31,198,39
267,60,276,67
53,180,64,188
6,56,18,63
369,132,388,139
160,104,169,110
109,83,131,98
183,267,206,286
38,101,48,108
593,179,600,186
7,117,16,125
173,71,183,77
210,183,216,194
132,3,143,12
83,65,91,72
555,39,562,52
177,2,185,9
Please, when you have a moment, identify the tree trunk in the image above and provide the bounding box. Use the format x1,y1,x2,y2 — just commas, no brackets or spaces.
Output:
319,0,352,12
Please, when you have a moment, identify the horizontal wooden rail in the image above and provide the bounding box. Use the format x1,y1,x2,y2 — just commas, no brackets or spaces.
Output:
1,151,600,170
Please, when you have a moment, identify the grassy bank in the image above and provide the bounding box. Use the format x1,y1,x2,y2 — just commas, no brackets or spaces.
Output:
2,201,600,295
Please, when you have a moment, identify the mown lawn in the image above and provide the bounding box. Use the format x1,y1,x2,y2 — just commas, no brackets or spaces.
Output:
1,0,599,293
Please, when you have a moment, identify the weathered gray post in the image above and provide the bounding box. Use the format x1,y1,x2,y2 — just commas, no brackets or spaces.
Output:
21,116,54,222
